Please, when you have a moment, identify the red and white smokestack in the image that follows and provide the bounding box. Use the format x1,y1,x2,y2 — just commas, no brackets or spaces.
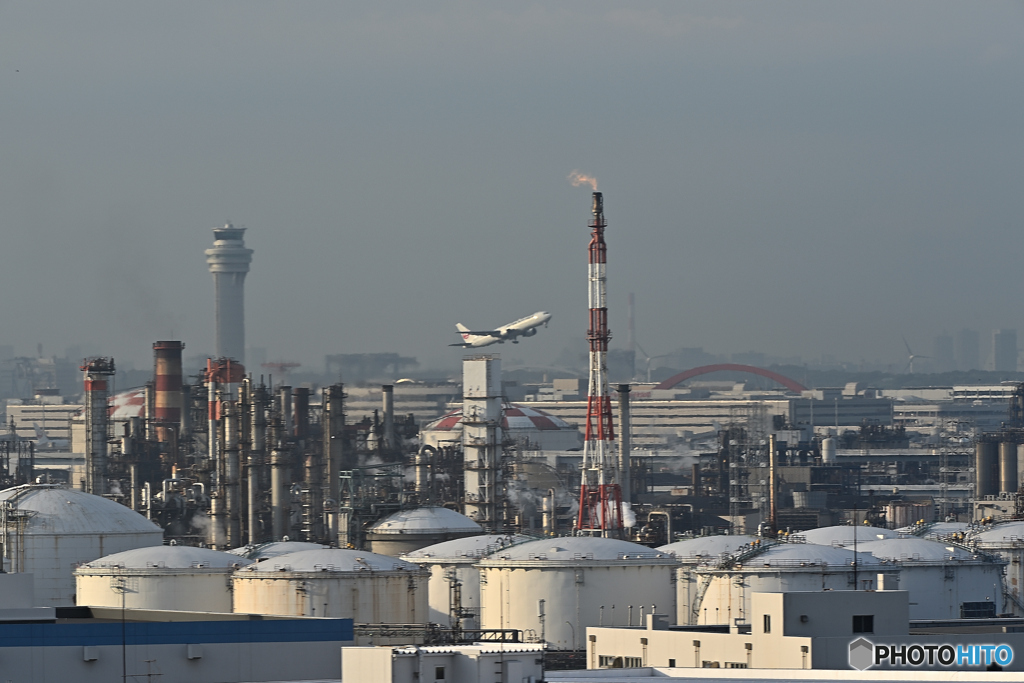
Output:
578,191,623,535
153,341,185,427
153,341,184,458
81,357,115,495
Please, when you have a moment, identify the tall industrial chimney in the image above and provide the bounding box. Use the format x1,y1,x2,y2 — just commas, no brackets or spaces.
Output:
82,357,115,495
204,223,253,363
577,191,624,536
153,341,184,458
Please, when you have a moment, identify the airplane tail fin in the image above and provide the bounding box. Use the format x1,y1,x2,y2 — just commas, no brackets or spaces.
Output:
32,423,50,446
455,323,472,341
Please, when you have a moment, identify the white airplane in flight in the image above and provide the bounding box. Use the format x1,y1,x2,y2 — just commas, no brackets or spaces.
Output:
32,423,70,451
450,311,552,348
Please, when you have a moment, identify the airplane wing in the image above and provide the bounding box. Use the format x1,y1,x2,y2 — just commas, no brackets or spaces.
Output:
448,342,472,347
461,330,505,337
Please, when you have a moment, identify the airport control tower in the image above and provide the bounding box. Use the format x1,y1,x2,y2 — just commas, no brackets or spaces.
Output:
205,223,253,363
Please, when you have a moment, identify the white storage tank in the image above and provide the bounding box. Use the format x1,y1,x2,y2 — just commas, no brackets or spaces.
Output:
401,533,532,630
228,541,328,561
657,534,761,627
972,521,1024,616
0,484,164,606
857,537,1004,620
796,525,898,547
365,507,483,556
75,545,251,612
687,543,890,627
894,521,972,541
232,548,429,623
477,537,678,650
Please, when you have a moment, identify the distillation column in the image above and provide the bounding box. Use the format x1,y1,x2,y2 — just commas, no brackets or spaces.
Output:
462,356,503,531
204,223,253,363
248,383,267,545
82,358,115,495
323,384,346,546
617,384,632,505
577,191,623,536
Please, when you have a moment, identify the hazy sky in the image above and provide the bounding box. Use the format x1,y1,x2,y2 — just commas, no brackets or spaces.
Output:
1,2,1022,374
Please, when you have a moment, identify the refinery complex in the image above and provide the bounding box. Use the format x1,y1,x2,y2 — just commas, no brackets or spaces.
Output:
2,193,1024,682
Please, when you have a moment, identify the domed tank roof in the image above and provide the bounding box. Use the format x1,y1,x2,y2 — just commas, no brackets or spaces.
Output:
424,404,576,432
80,545,251,570
402,534,533,562
480,536,676,564
367,507,483,535
797,525,898,547
657,535,760,560
227,541,328,560
239,548,423,573
973,521,1024,546
894,522,972,540
747,543,882,568
859,537,990,562
0,485,163,537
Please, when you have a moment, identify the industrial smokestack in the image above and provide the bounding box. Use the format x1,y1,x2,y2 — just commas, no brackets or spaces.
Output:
153,341,184,460
293,387,309,441
617,384,632,505
382,385,396,454
204,223,253,363
82,357,115,495
323,384,346,546
577,190,623,537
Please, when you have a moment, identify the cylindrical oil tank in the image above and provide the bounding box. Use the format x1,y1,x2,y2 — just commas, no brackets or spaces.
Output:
999,441,1018,494
658,535,761,627
401,534,531,630
228,541,328,562
0,485,164,606
821,437,836,464
893,521,970,540
477,537,679,650
76,546,251,612
232,548,429,623
689,544,890,627
858,537,1004,620
972,521,1024,617
975,440,999,497
365,507,483,557
796,525,898,547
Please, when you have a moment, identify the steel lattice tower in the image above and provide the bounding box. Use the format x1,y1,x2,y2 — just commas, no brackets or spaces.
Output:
577,192,623,535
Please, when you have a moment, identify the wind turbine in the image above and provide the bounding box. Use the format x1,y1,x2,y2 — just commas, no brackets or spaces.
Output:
634,341,671,383
902,336,931,374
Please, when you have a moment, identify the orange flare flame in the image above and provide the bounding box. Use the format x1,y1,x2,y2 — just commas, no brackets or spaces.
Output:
568,170,598,191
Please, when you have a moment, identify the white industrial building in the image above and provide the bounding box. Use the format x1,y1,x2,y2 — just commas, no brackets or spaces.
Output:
0,484,164,605
401,533,532,629
76,545,252,613
342,643,546,683
476,536,679,650
232,547,429,625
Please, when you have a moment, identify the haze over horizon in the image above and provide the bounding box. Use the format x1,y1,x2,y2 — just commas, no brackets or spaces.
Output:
1,2,1022,375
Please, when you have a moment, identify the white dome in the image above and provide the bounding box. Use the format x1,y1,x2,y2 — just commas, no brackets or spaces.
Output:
657,535,760,560
894,522,971,540
227,541,328,560
746,543,882,568
367,507,483,535
858,537,988,563
480,536,675,564
973,521,1024,546
402,534,532,561
240,548,423,573
796,525,898,547
0,485,163,537
81,545,251,570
